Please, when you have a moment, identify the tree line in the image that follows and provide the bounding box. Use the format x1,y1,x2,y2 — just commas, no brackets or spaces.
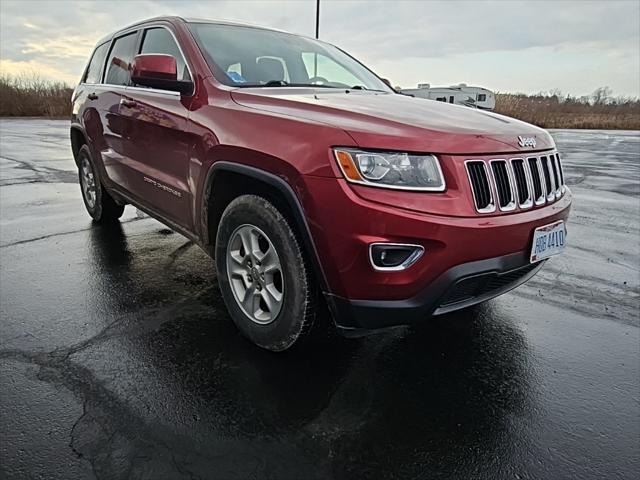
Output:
1,74,638,129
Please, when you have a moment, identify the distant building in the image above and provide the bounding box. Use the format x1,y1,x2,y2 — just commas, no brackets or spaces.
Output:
400,83,496,110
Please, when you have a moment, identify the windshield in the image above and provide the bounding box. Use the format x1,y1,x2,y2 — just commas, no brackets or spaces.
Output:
188,23,392,92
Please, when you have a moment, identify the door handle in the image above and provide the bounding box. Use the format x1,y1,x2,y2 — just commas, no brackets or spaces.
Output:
120,98,136,108
87,92,98,100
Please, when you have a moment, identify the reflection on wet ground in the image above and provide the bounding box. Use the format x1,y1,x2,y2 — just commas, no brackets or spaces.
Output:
1,120,638,479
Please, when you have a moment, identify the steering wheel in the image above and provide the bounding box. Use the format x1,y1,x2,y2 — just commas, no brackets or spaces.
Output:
308,76,330,85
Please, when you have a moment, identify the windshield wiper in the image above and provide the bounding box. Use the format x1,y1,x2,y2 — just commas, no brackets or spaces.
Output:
351,85,388,93
263,80,289,87
250,80,341,88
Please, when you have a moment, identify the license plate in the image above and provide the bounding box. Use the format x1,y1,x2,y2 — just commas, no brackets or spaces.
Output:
530,220,566,263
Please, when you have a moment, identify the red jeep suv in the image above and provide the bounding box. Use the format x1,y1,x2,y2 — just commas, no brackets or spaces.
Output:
71,17,572,351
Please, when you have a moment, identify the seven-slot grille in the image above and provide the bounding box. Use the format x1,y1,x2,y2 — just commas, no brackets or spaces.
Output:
466,152,565,213
466,161,495,213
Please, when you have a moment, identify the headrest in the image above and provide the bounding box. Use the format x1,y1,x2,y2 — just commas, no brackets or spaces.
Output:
256,57,285,83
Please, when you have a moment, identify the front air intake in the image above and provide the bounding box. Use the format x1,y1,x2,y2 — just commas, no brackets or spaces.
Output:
511,159,533,208
527,157,545,204
466,161,495,213
540,156,554,200
490,160,516,210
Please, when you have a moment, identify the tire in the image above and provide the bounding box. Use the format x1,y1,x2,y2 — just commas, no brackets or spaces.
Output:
78,145,124,222
216,194,317,351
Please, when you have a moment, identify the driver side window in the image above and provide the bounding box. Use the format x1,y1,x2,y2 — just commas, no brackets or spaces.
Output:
139,27,191,82
301,52,361,86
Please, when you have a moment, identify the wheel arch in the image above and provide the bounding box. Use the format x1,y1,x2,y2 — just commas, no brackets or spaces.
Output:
70,125,88,166
202,161,330,294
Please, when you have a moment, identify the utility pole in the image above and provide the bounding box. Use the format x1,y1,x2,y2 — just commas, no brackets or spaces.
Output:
314,0,320,77
315,0,320,39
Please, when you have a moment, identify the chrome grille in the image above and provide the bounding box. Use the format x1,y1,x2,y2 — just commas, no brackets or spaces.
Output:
553,153,566,193
527,157,545,204
465,161,495,213
511,159,533,208
466,151,565,213
490,160,516,210
540,155,553,200
550,156,560,193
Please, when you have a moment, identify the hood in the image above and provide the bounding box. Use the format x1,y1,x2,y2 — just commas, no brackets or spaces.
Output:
230,87,555,154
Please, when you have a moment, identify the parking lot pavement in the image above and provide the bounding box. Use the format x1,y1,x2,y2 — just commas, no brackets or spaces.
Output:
0,118,638,479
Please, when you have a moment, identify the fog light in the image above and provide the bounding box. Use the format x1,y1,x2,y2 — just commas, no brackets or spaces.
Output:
369,243,424,271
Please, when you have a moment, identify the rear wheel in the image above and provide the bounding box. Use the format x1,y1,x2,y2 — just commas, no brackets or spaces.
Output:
216,195,317,351
78,145,124,222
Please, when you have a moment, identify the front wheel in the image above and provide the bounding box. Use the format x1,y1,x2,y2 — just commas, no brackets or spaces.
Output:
78,145,124,223
216,195,317,351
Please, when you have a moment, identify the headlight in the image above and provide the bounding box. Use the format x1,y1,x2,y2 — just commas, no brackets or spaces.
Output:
333,148,445,191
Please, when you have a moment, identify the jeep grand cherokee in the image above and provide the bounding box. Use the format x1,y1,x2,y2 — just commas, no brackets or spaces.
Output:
71,17,572,351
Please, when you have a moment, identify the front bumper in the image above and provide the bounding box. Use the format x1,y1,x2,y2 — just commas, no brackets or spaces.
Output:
301,174,572,329
304,175,571,291
326,250,544,331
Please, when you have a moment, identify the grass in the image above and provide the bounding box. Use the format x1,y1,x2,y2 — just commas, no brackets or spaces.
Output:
0,74,73,117
1,74,638,129
494,91,640,130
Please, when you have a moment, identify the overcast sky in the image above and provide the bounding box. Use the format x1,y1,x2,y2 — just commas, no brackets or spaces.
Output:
1,0,638,97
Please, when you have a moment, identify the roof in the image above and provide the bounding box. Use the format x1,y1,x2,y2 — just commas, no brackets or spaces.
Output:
183,17,287,33
95,15,290,46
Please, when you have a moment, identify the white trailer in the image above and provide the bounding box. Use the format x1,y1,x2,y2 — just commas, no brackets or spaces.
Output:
400,83,496,110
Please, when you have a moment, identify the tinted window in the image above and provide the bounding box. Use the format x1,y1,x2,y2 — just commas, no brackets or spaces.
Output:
477,93,487,102
84,42,109,84
189,23,391,92
105,32,137,86
139,28,191,82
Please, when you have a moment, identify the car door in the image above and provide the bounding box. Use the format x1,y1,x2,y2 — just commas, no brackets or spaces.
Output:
118,25,194,230
98,31,140,192
78,40,115,178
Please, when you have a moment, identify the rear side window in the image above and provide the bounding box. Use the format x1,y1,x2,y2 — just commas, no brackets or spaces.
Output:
84,42,109,84
105,32,137,86
139,28,191,82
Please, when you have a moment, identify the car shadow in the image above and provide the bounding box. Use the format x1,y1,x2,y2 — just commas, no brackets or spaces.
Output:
86,221,535,477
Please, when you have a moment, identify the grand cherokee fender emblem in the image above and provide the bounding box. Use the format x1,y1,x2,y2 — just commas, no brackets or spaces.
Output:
518,136,537,148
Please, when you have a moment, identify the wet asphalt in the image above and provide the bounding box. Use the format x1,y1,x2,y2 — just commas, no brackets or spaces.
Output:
0,119,638,480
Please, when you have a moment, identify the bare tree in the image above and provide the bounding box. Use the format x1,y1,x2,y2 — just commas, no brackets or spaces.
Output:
592,86,613,105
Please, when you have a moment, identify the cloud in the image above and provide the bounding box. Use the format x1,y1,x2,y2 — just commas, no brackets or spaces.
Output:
336,1,638,56
22,21,41,31
0,58,80,84
21,36,96,59
0,0,638,95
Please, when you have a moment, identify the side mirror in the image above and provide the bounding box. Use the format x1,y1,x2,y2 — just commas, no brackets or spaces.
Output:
131,54,193,95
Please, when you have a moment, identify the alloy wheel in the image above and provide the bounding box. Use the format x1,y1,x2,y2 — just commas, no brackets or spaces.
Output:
226,224,284,324
80,157,97,209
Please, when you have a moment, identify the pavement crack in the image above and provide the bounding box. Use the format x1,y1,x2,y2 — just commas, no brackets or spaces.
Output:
0,154,48,173
0,217,145,249
0,227,93,248
168,240,195,263
69,399,89,459
0,154,78,184
172,453,203,480
0,340,216,479
0,154,73,176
